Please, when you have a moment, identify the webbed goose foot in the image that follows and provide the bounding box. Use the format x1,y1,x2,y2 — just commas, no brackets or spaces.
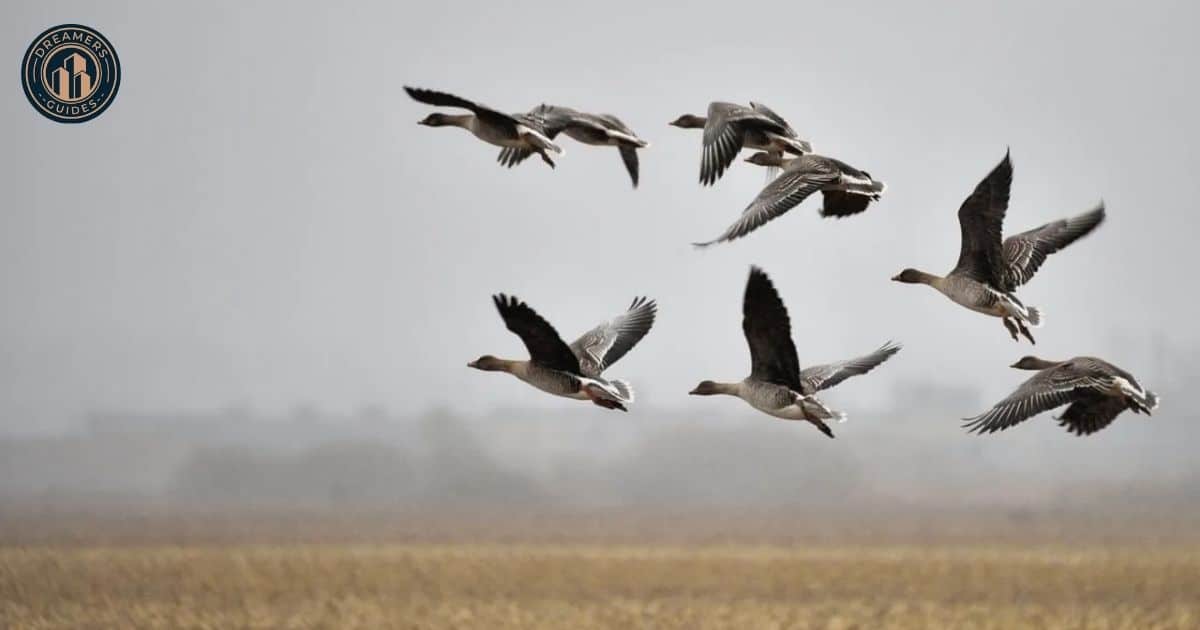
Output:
538,151,556,169
1003,317,1020,342
590,398,627,411
810,419,835,439
1017,320,1036,345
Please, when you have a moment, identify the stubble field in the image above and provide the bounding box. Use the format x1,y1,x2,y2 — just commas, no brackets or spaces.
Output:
3,542,1199,629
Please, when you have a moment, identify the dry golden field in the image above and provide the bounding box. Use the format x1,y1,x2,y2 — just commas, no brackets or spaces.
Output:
3,542,1199,629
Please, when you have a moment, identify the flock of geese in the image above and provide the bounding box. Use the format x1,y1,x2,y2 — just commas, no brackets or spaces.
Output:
407,86,1160,439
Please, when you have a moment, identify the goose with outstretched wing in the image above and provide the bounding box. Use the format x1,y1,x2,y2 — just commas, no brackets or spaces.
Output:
406,86,564,168
469,294,656,411
498,105,649,187
670,101,813,186
965,356,1159,436
689,267,901,438
893,150,1105,343
693,152,885,247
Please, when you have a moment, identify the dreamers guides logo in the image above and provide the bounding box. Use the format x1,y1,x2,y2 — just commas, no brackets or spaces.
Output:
21,24,121,124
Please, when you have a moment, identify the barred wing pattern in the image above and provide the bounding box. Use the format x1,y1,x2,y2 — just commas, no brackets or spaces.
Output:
570,297,657,377
800,342,902,393
963,359,1115,434
999,203,1106,290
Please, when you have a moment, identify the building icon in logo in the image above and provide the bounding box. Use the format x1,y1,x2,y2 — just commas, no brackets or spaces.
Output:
49,51,94,102
20,24,120,123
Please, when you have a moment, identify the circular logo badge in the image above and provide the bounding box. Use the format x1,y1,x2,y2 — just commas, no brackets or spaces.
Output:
21,24,121,124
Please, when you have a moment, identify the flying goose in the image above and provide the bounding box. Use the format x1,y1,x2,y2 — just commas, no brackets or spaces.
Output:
693,152,885,247
405,87,564,168
670,101,813,186
469,295,656,411
497,105,649,187
964,356,1159,436
688,267,901,438
891,151,1105,343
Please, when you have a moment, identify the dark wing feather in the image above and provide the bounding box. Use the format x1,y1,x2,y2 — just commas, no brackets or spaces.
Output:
999,203,1105,290
618,145,639,188
526,104,576,138
749,101,796,136
742,267,803,391
699,102,752,186
595,113,636,136
694,156,838,247
495,108,563,168
800,342,902,393
1057,394,1127,436
820,190,873,218
404,86,519,127
952,151,1013,284
492,294,580,374
497,147,534,168
963,361,1103,434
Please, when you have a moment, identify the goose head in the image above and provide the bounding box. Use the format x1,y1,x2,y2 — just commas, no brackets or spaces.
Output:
891,268,934,284
689,380,735,396
467,355,506,371
669,114,706,129
744,152,786,168
418,113,455,127
1010,356,1060,370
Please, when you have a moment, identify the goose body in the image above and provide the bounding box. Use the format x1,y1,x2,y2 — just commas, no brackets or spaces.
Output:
670,101,813,186
689,267,901,438
497,105,648,187
693,153,885,247
469,294,656,411
965,356,1159,436
892,151,1104,343
405,86,565,168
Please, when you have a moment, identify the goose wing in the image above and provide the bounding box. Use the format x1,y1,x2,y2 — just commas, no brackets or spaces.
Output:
495,109,561,168
742,267,803,392
700,102,758,185
800,342,902,393
999,203,1105,290
570,297,657,377
820,190,872,218
404,86,519,127
963,360,1108,434
617,145,640,188
749,101,796,136
587,113,644,187
1057,394,1127,436
694,156,839,247
492,294,580,374
497,146,533,168
952,151,1013,285
594,113,638,137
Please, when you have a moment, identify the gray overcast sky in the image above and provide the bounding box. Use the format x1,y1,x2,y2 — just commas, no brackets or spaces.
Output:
2,1,1198,433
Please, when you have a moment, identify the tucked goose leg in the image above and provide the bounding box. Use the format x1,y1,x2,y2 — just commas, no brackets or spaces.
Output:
582,382,627,411
1002,317,1020,342
810,418,835,439
590,398,627,411
1016,320,1036,345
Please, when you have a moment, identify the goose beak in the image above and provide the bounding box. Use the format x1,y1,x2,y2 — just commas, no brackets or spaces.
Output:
890,274,902,282
688,387,701,395
467,360,479,369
